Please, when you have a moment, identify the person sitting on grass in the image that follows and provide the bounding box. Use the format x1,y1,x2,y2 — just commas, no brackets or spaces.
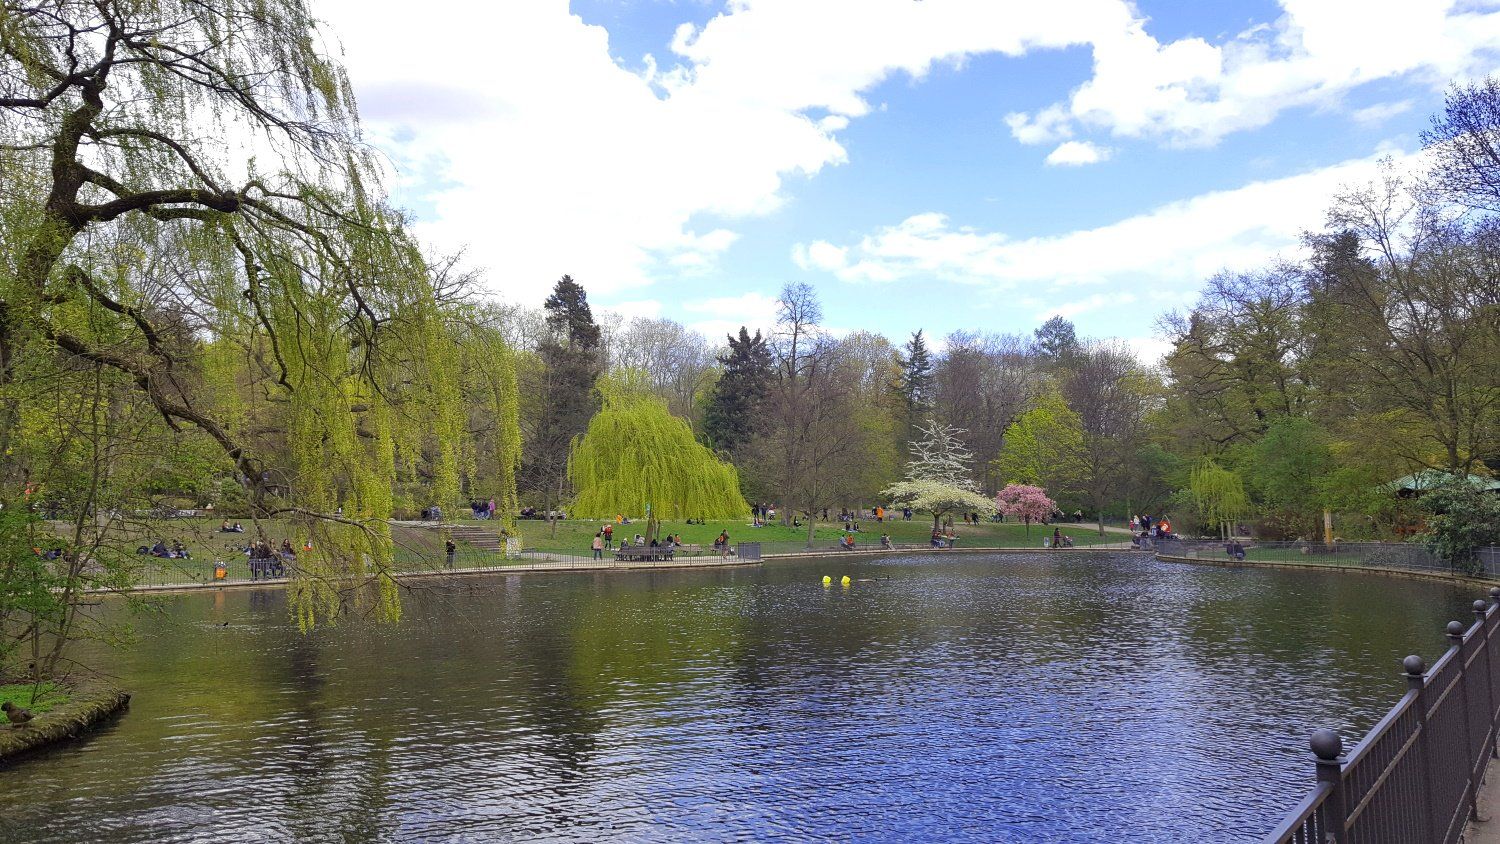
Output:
839,533,855,551
150,540,170,558
880,533,892,549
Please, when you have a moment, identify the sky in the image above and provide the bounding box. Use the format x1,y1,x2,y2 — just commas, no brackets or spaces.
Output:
311,0,1500,358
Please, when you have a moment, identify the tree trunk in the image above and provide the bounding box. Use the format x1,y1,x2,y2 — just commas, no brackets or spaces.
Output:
805,513,816,549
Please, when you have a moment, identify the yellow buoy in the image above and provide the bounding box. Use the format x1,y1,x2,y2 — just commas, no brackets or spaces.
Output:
841,575,852,585
822,575,832,585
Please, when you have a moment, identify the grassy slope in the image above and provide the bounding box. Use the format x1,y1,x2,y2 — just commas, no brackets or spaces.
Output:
498,516,1124,554
0,682,68,714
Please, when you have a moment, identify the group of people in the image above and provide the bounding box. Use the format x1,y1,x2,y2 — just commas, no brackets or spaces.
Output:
142,540,190,559
1130,514,1173,538
468,498,498,520
218,520,245,533
930,528,959,549
248,538,307,561
840,533,894,551
591,527,691,559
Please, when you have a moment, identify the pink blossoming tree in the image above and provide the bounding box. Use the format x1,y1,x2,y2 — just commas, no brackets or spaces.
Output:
995,484,1056,538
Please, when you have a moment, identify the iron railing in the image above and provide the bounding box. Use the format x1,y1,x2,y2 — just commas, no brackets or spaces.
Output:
1157,539,1500,578
1267,588,1500,843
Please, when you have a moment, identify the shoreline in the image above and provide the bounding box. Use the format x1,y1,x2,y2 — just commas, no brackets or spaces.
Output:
0,684,130,764
98,544,1145,597
1153,551,1500,588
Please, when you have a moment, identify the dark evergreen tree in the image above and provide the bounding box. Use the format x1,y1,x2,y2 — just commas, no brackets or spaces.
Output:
523,275,603,535
895,329,935,414
702,327,774,452
1034,316,1082,367
542,274,602,350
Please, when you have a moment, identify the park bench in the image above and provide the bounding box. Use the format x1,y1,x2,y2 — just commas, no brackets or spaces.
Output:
615,546,675,562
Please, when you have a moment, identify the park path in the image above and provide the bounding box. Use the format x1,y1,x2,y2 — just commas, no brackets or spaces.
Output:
1470,776,1500,843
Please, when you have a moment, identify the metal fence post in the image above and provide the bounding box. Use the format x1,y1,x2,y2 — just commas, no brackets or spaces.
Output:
1491,589,1500,759
1407,653,1440,843
1311,729,1346,843
1451,619,1482,827
1478,598,1499,763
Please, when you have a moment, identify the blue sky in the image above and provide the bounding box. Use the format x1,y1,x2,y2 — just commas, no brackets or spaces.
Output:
317,0,1500,355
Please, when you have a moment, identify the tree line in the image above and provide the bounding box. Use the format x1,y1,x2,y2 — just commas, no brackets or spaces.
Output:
0,0,1495,684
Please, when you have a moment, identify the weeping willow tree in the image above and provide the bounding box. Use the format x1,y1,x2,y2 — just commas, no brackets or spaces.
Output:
0,0,518,631
568,374,747,542
453,303,523,542
1189,459,1250,539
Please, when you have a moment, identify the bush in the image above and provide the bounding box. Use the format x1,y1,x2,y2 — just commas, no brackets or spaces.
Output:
1415,474,1500,574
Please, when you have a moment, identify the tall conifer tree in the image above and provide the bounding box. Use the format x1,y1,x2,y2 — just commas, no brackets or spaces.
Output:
702,327,773,452
525,275,603,535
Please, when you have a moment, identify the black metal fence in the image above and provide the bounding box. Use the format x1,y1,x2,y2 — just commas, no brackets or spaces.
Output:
1267,588,1500,843
1158,539,1500,578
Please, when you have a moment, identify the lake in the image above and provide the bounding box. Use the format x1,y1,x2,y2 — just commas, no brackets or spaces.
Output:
0,552,1479,842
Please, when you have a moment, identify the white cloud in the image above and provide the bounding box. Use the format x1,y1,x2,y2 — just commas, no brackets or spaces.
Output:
1351,99,1416,125
792,240,849,271
1044,140,1112,166
1123,336,1175,366
802,149,1422,292
1041,292,1134,320
310,0,1500,308
310,0,1143,303
680,291,783,341
1007,0,1500,147
599,300,665,323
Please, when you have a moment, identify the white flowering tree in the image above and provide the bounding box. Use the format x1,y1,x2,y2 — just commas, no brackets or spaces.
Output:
883,421,996,530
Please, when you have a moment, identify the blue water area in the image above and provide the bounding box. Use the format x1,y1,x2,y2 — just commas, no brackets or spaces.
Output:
0,553,1478,842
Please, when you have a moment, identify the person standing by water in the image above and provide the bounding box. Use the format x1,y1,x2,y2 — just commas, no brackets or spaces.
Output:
592,532,604,560
445,539,456,569
603,523,613,549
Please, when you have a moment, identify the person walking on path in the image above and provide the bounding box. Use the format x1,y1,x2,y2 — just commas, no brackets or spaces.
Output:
592,532,604,560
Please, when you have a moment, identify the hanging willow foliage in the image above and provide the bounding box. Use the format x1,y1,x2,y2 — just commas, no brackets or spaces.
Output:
568,374,747,526
0,0,523,629
1189,458,1249,538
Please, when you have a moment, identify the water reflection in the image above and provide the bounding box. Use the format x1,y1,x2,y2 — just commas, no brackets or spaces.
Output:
0,554,1477,843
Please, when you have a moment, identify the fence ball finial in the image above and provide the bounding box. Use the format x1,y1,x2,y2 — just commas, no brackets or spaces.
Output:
1476,600,1489,614
1403,654,1426,675
1448,621,1467,637
1491,586,1500,602
1310,729,1343,761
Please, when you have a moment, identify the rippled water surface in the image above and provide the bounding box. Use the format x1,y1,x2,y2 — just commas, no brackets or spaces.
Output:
0,553,1481,842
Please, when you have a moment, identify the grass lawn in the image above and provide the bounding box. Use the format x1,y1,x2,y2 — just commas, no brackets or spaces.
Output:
490,516,1125,555
0,681,68,714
